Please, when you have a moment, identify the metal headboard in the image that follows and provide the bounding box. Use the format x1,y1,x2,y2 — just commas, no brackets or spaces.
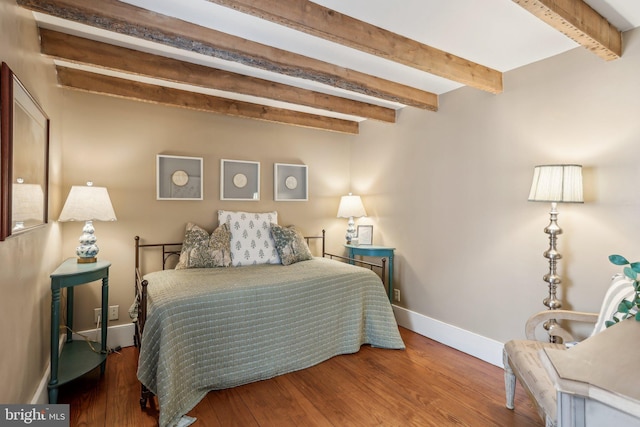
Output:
134,236,182,271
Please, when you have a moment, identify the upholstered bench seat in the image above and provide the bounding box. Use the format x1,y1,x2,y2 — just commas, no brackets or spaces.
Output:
503,340,565,426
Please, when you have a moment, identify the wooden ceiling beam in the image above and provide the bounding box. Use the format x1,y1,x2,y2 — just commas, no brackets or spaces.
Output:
17,0,438,111
55,67,359,134
39,29,395,123
512,0,621,60
206,0,503,94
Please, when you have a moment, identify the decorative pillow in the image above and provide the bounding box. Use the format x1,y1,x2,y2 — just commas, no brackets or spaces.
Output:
175,222,232,269
218,210,280,266
270,224,313,266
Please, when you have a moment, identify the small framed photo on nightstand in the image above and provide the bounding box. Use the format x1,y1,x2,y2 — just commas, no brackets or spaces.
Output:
357,225,373,245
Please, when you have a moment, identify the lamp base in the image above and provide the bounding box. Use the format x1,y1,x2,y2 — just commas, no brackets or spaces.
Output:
542,202,563,343
75,220,99,263
345,216,356,244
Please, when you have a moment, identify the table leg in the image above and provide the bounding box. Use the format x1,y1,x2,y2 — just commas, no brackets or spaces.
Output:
48,289,60,403
388,253,394,302
100,275,109,374
66,287,73,342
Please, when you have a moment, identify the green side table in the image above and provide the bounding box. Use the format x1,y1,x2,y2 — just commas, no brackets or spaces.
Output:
345,244,395,302
48,258,111,404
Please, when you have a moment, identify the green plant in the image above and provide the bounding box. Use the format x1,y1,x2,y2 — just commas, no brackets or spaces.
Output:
608,254,640,327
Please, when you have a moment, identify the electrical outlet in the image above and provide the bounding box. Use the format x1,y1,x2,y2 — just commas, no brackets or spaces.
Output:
94,306,119,322
393,289,401,302
109,305,119,321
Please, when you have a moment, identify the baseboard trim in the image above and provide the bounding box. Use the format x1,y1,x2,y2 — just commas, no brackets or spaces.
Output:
392,305,504,367
32,323,136,404
72,322,135,350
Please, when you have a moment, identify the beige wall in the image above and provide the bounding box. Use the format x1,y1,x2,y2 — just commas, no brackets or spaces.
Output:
353,27,640,343
0,0,63,403
59,91,355,331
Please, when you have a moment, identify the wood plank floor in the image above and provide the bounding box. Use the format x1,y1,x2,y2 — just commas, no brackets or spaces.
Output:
57,327,543,426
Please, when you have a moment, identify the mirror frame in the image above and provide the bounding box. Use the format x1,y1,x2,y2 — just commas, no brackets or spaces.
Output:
0,62,50,241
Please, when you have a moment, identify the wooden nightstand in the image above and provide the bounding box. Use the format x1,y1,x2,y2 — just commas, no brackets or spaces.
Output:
48,258,111,404
345,244,395,302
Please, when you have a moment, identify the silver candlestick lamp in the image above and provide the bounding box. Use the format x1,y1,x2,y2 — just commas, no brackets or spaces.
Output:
528,164,583,340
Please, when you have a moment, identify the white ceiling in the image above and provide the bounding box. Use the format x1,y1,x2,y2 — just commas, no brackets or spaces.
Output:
32,0,640,121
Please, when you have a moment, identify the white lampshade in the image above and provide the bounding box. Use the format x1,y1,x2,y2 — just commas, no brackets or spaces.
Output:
528,165,583,203
337,194,367,218
59,183,116,263
59,184,117,222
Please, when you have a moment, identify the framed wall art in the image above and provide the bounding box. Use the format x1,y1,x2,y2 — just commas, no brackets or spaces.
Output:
220,159,260,201
357,225,373,245
274,163,308,201
1,62,50,241
156,154,203,200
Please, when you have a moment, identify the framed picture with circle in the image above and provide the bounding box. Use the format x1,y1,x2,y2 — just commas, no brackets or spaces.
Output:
220,159,260,201
274,163,308,201
156,154,203,200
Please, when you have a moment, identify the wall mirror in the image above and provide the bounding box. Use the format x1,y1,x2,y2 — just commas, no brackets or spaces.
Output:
1,62,50,241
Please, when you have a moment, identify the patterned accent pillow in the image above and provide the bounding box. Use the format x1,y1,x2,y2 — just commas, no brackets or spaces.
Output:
218,210,280,266
175,222,232,269
270,224,313,266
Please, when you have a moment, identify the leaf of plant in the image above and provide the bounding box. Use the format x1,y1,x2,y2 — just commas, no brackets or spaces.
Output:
618,301,630,313
632,262,640,273
636,311,640,321
605,320,615,328
609,254,629,265
624,266,637,280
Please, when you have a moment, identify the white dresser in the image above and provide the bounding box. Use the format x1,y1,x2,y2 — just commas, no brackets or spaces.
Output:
542,319,640,427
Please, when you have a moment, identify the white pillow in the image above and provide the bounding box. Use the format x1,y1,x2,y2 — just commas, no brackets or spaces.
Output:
218,210,280,266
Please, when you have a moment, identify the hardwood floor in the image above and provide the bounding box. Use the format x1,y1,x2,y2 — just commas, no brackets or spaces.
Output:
57,327,543,426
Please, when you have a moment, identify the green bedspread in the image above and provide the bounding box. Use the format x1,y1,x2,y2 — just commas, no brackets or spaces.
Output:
137,257,405,427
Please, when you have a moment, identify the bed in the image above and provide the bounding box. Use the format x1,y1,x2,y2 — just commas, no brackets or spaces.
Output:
133,213,405,427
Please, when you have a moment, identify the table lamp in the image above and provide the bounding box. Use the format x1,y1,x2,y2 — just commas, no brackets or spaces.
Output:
337,193,367,244
59,182,117,263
